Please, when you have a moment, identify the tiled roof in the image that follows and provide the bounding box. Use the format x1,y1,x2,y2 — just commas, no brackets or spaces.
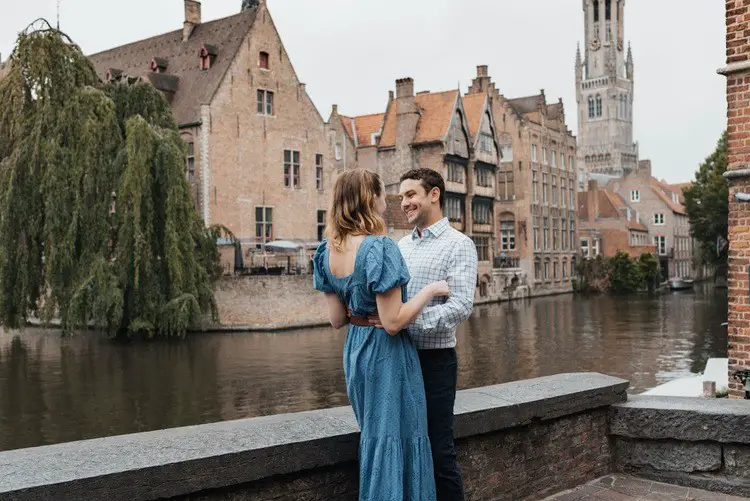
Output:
384,195,411,230
462,93,486,138
649,178,686,215
339,115,355,143
582,187,648,232
507,94,542,116
89,8,258,126
354,113,385,147
379,89,458,148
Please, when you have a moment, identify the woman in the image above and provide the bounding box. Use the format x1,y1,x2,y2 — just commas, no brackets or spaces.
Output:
313,169,448,501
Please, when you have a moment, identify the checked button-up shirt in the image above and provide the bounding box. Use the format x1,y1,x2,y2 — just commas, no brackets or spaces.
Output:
398,217,478,350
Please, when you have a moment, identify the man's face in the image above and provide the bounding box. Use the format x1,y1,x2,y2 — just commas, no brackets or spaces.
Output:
399,179,433,227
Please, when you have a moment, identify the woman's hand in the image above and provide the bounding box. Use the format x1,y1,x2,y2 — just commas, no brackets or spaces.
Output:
428,280,451,298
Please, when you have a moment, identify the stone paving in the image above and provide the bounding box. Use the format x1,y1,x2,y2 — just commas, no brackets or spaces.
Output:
542,474,750,501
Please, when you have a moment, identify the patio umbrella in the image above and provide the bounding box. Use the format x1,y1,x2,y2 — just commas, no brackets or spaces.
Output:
264,240,302,253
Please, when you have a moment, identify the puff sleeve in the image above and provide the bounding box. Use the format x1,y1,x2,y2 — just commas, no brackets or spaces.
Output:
365,237,410,294
312,241,334,293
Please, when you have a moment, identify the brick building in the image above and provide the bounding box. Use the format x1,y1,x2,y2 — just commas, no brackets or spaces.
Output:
467,66,579,295
90,0,336,254
578,181,655,259
719,0,750,399
605,160,693,281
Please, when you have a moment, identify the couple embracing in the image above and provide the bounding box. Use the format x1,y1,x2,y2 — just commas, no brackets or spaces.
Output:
313,167,478,501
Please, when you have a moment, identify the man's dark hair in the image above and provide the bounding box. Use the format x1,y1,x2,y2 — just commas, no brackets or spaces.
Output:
400,168,445,209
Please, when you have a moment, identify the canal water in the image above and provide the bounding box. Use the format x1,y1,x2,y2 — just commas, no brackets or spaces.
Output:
0,283,727,452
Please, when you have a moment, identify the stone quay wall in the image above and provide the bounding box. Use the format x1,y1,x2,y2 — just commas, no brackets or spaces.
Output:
0,373,627,501
610,395,750,497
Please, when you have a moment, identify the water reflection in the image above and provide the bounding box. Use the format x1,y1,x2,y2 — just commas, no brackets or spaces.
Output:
0,284,726,452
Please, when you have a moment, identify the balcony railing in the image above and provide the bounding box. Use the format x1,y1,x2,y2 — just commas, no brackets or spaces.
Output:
493,255,521,269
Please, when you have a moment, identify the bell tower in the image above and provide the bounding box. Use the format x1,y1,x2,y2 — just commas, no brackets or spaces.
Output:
576,0,637,181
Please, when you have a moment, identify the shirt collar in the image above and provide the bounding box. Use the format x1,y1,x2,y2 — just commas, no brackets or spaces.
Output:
412,217,450,240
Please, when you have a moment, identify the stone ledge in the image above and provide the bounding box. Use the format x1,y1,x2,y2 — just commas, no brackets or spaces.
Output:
610,396,750,443
0,372,627,501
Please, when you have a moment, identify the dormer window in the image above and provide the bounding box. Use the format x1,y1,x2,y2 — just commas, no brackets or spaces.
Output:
150,57,168,73
259,51,270,70
199,43,218,71
106,68,123,82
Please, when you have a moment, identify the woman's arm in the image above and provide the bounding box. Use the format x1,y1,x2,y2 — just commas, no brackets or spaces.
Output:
324,293,349,329
375,281,449,336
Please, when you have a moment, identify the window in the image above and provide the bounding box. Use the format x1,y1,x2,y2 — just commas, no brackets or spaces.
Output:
334,143,342,160
560,154,566,170
544,261,550,281
654,236,667,256
256,207,273,247
543,147,548,165
284,150,300,189
447,162,465,183
561,178,567,208
596,95,602,117
533,216,540,250
551,176,558,204
532,171,539,203
532,144,538,162
653,213,665,225
259,51,270,70
543,217,549,250
570,186,575,207
473,236,490,262
316,154,324,191
542,173,549,203
480,133,494,153
571,258,576,277
562,261,568,279
500,144,513,162
593,239,600,257
472,201,492,224
446,196,464,222
578,167,584,190
535,261,541,281
570,220,576,251
553,218,559,250
317,210,326,242
186,141,196,184
594,0,599,22
569,156,574,171
605,0,611,20
476,166,493,187
630,190,640,203
581,238,590,258
257,89,274,115
553,261,559,280
551,151,557,168
561,218,568,250
588,96,595,119
500,219,516,251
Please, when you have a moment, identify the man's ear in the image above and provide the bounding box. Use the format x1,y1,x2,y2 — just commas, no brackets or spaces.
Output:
431,187,441,205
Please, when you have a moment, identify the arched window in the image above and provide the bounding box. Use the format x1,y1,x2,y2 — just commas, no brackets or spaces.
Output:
588,96,595,119
595,95,603,117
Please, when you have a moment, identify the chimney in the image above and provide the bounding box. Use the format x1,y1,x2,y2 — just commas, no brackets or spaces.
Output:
477,65,489,78
183,0,201,42
586,181,599,221
638,159,652,177
331,104,338,115
388,90,395,102
396,77,414,99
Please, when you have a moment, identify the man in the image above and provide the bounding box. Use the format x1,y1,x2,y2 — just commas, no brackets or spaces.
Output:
395,167,478,501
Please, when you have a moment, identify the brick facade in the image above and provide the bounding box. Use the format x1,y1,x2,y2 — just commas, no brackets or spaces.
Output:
722,0,750,399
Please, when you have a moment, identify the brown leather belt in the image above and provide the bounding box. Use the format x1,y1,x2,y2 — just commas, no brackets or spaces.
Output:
349,316,372,327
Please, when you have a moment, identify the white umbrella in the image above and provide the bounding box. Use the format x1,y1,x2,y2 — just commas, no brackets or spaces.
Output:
263,240,302,252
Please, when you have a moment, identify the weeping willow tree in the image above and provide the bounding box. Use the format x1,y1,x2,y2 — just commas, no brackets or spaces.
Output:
0,22,223,338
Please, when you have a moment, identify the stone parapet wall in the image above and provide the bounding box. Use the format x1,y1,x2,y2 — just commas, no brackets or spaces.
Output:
0,373,627,501
610,395,750,497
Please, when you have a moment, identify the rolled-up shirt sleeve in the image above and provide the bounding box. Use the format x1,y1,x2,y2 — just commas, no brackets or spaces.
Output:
409,237,477,339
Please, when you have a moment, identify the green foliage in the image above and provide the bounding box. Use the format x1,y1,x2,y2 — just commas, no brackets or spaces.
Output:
577,252,659,295
683,131,728,267
0,24,221,338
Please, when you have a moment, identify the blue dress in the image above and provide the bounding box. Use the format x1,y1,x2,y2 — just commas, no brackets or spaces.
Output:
313,236,436,501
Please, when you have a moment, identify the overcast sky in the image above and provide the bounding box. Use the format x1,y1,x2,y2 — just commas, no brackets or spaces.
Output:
1,0,726,184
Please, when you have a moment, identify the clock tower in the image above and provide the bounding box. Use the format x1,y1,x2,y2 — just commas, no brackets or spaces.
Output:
576,0,637,182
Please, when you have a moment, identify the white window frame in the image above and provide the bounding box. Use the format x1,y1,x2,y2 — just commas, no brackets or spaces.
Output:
580,238,590,258
630,190,640,203
653,213,665,226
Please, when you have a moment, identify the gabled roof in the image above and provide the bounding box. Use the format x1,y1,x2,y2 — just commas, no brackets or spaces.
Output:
546,102,563,121
379,89,459,148
462,93,486,138
649,179,686,215
507,93,543,116
384,195,411,230
580,186,648,232
339,115,356,143
354,113,385,148
89,8,259,125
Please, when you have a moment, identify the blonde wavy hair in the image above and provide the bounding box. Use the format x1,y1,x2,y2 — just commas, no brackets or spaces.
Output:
327,169,386,251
